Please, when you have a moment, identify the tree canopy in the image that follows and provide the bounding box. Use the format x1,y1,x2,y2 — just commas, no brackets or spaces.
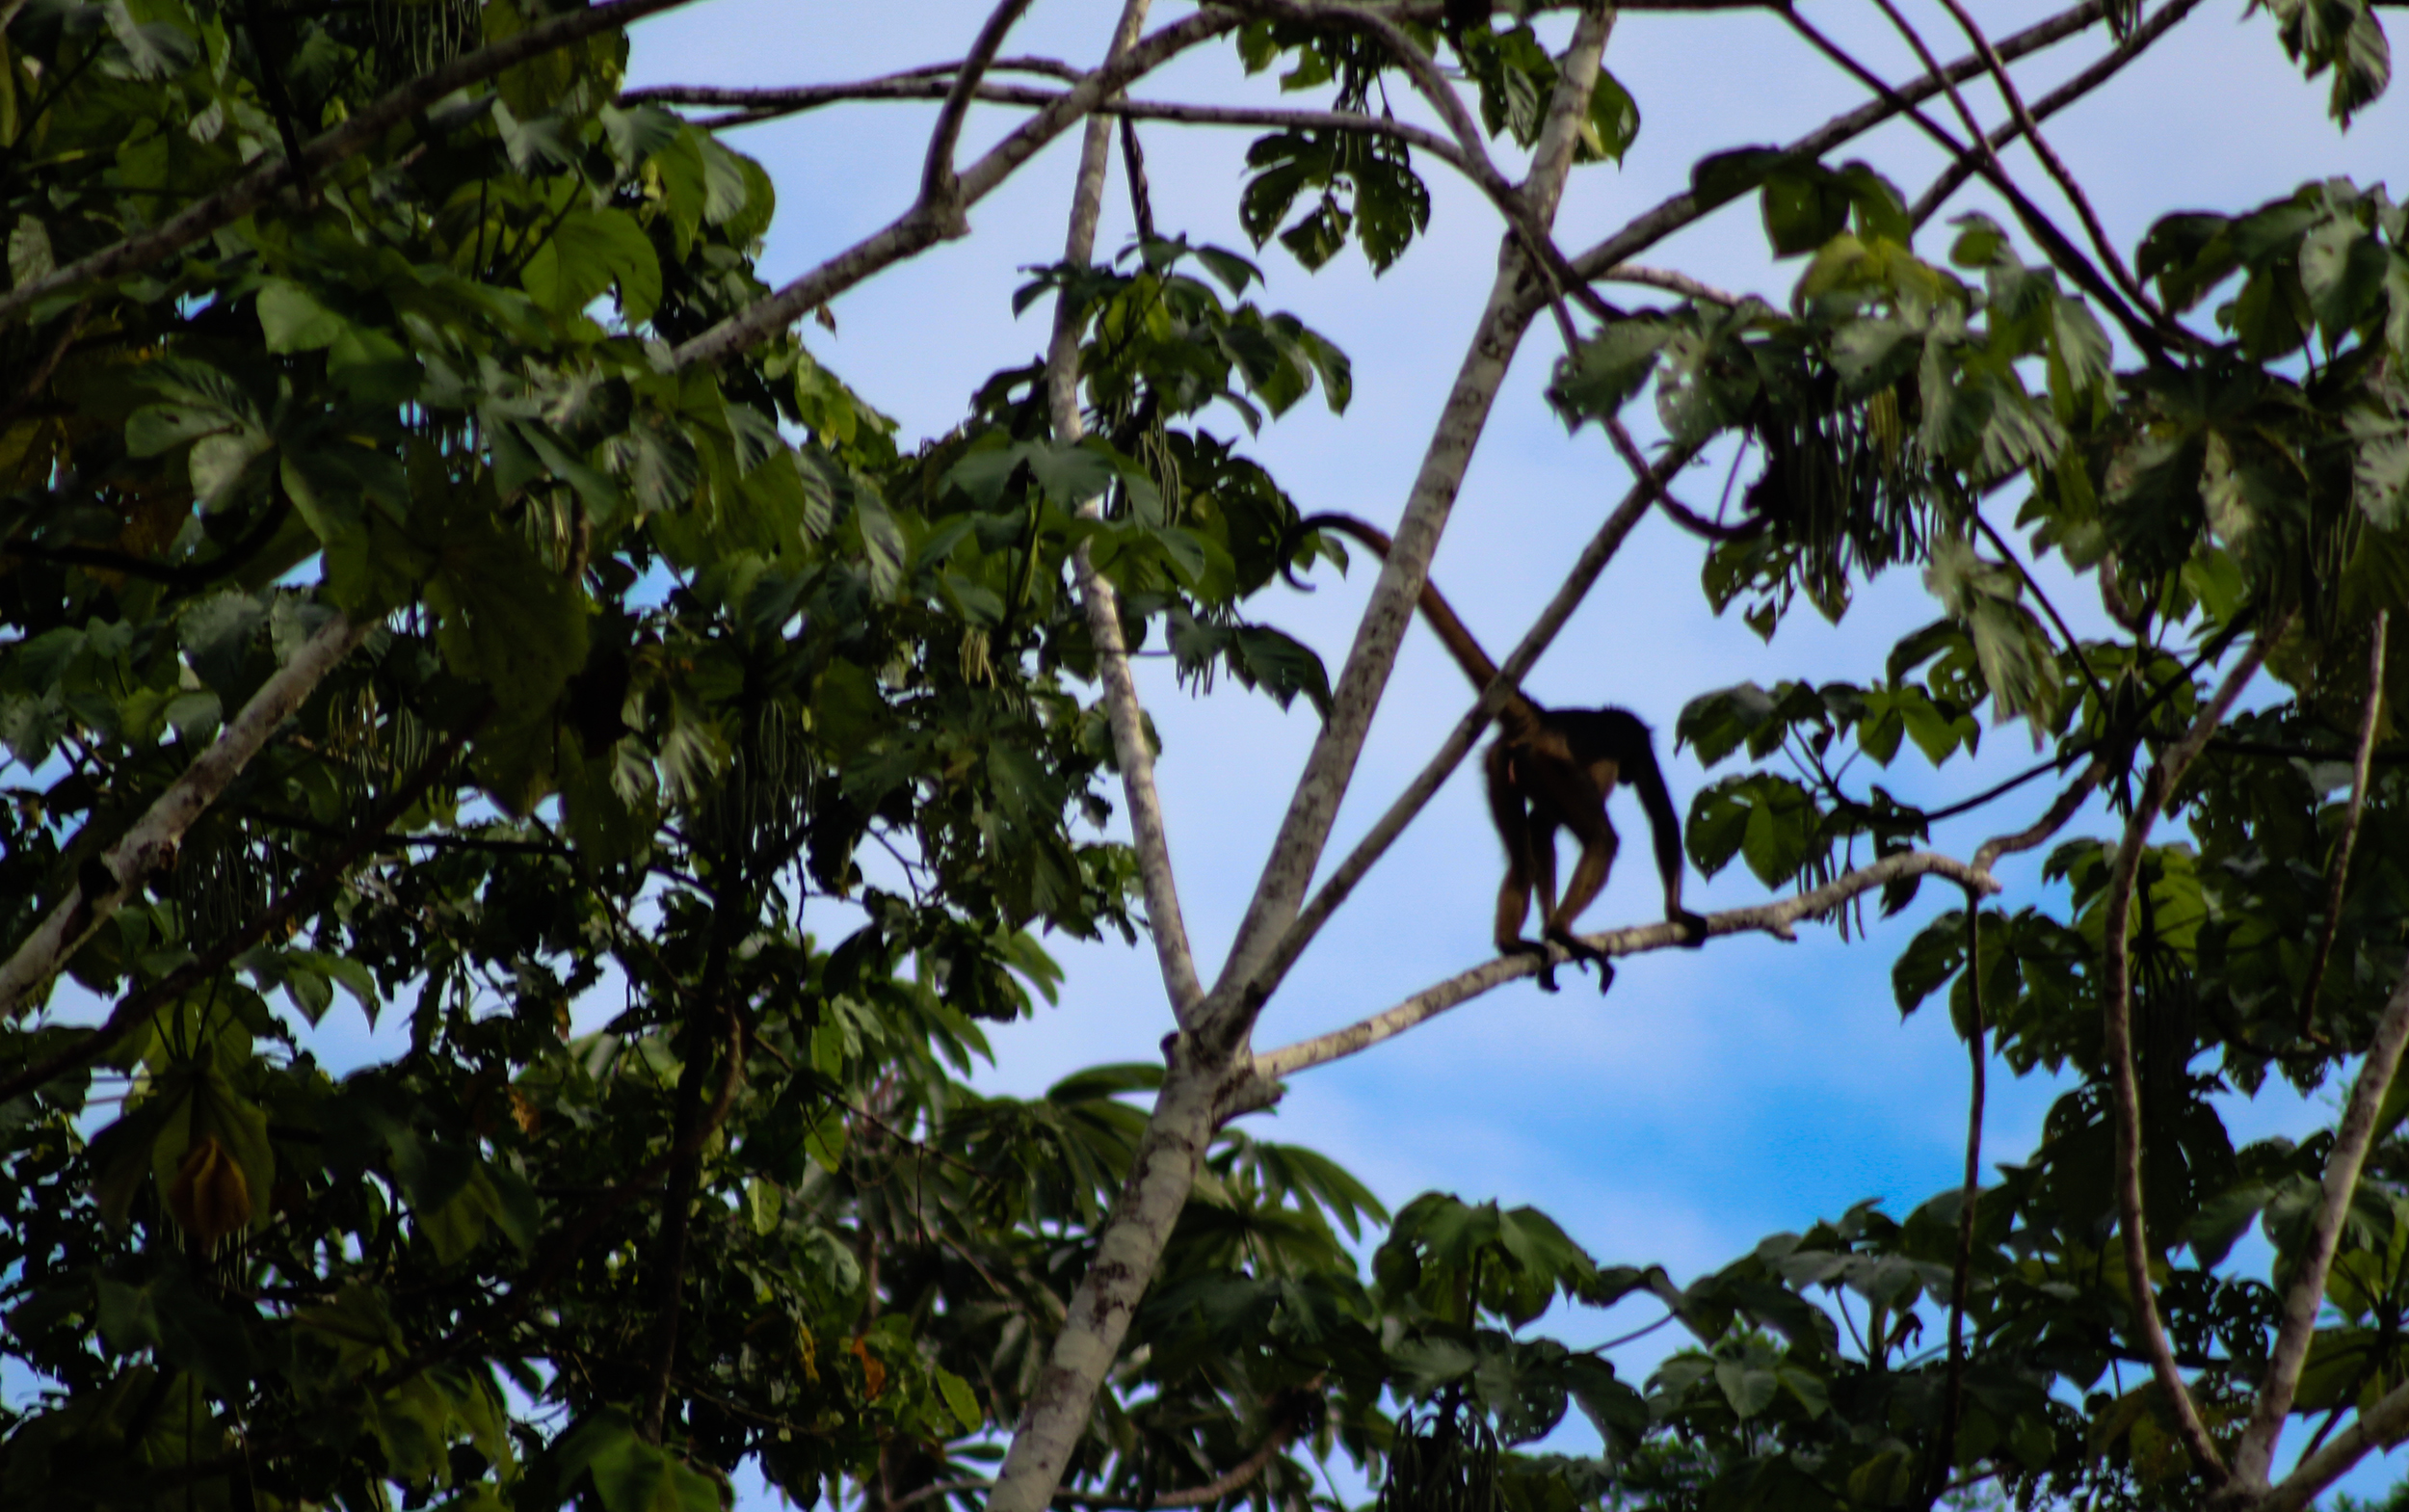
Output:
4,2,2409,1512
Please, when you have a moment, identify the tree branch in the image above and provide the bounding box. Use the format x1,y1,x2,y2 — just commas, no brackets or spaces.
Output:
1779,2,2169,365
2263,1374,2409,1512
670,9,1239,372
2231,963,2409,1493
658,79,1476,184
1564,0,2108,282
0,690,481,1104
0,0,709,329
920,0,1036,213
2297,611,2386,1037
1922,0,2160,320
0,610,371,1024
1213,4,1611,1010
1908,0,2203,225
1043,0,1203,1024
1930,889,1988,1503
2101,621,2286,1485
892,1418,1298,1511
1238,849,1999,1098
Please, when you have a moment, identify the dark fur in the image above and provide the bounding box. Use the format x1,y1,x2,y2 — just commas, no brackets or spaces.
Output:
1287,514,1707,993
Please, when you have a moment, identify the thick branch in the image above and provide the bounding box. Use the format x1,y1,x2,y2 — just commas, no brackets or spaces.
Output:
1213,5,1610,1012
0,0,707,329
2264,1376,2409,1512
669,9,1237,372
2237,893,2409,1485
0,611,371,1023
1240,850,1999,1096
2297,612,2386,1036
2102,624,2285,1484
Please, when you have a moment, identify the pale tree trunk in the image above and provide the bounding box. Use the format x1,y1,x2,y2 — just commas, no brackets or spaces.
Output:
984,11,1617,1512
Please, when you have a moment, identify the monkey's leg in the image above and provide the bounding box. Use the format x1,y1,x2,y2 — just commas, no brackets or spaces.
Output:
1486,745,1557,990
1528,768,1620,995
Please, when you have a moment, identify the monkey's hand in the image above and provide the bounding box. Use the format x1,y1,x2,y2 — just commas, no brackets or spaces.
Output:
1671,909,1710,949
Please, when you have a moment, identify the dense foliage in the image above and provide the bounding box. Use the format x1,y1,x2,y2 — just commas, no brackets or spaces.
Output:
8,1,2409,1512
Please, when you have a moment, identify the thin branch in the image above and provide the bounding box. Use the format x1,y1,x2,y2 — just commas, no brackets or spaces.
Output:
618,54,1082,108
1045,0,1204,1023
1909,0,2204,226
920,0,1036,207
2298,611,2387,1037
1565,0,2109,280
0,300,89,432
670,9,1239,372
1239,849,1999,1096
0,611,371,1023
1601,415,1760,540
1597,263,1741,305
1969,510,2105,706
1923,0,2159,320
2101,621,2288,1485
1119,117,1156,242
1930,890,1988,1503
675,82,1474,184
1779,2,2168,365
0,692,480,1103
0,0,707,329
890,1422,1296,1511
1970,756,2104,873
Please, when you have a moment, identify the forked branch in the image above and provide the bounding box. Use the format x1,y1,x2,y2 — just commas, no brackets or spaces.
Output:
2101,621,2287,1484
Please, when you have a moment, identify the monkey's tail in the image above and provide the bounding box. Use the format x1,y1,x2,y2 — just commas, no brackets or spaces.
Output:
1279,513,1510,697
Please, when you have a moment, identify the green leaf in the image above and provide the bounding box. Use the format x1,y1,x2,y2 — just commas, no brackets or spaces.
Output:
935,1366,983,1432
522,207,664,326
256,280,346,353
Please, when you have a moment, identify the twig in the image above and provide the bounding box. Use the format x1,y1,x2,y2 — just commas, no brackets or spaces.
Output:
1118,117,1155,242
1237,849,1999,1099
2101,619,2288,1484
921,0,1036,211
0,0,708,329
1969,756,2104,873
2264,1376,2409,1512
1930,890,1988,1502
2298,612,2386,1036
0,612,372,1023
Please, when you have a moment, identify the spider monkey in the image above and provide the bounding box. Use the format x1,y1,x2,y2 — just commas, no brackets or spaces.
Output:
1284,515,1708,994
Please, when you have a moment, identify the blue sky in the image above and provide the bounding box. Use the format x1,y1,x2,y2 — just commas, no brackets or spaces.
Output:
613,0,2409,1498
